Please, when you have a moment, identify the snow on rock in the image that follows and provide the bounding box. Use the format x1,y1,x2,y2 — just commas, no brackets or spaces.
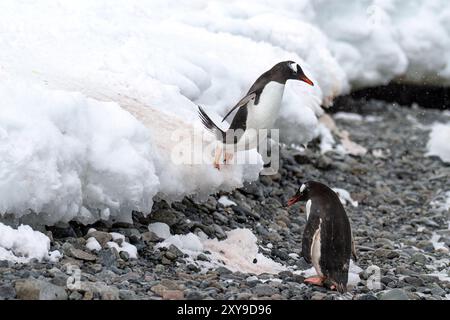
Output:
148,223,171,240
218,196,237,207
1,1,450,223
426,122,450,163
0,222,61,263
107,240,138,259
333,188,359,208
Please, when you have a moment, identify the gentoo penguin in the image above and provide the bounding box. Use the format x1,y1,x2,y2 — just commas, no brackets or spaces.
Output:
287,181,357,293
198,61,314,169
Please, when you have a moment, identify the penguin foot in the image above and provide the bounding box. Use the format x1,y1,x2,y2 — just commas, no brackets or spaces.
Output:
304,276,325,286
223,152,234,165
214,145,223,170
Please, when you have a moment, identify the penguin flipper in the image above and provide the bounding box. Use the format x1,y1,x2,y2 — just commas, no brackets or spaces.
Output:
301,214,321,264
221,92,257,123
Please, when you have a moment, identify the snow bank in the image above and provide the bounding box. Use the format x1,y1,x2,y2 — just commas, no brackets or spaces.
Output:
1,1,449,223
427,122,450,163
0,222,61,263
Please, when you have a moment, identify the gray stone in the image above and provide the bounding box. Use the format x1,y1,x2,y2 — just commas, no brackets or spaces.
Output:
15,279,68,300
85,231,112,247
0,284,16,300
379,289,410,300
142,231,163,243
68,248,97,262
252,284,278,297
404,276,424,287
151,209,179,227
98,248,118,268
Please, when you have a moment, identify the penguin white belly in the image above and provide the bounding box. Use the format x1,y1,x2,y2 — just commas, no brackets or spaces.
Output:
311,220,323,277
246,82,285,130
233,82,284,151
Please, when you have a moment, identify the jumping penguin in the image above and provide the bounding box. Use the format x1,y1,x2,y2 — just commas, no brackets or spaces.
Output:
198,61,314,169
287,181,357,293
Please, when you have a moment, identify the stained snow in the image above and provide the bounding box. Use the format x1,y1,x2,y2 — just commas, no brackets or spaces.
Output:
0,222,61,263
157,228,286,275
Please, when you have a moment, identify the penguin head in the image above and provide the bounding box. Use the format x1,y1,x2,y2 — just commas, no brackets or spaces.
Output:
285,61,314,86
269,61,314,86
287,182,310,206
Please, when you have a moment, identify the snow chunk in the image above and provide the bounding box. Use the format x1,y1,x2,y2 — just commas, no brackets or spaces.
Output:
333,188,359,208
218,196,237,207
427,122,450,163
86,237,101,252
0,222,61,263
148,222,171,240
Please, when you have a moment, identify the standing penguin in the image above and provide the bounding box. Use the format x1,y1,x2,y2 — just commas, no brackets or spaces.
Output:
287,181,357,293
198,61,314,169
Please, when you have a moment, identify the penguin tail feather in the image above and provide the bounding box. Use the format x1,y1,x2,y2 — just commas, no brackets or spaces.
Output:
197,105,225,141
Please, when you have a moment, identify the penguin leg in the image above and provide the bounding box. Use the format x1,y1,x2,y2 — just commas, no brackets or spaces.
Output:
304,276,325,286
213,144,223,170
224,152,234,165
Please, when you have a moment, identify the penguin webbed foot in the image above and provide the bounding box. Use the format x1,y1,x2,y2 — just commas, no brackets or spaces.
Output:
304,276,325,286
305,277,348,294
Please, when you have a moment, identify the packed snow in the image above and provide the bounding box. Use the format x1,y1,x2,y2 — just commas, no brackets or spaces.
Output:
1,1,450,223
426,122,450,163
0,222,61,263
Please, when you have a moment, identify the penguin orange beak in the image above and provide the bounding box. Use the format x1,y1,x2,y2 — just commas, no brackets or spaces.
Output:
287,195,301,207
300,75,314,86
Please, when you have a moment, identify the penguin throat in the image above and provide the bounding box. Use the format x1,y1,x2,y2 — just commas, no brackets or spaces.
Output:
306,199,312,220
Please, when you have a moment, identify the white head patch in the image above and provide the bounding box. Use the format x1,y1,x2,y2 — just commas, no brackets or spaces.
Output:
289,62,298,72
300,184,306,193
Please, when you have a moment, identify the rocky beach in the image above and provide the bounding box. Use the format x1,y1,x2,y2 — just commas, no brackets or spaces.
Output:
1,97,449,301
